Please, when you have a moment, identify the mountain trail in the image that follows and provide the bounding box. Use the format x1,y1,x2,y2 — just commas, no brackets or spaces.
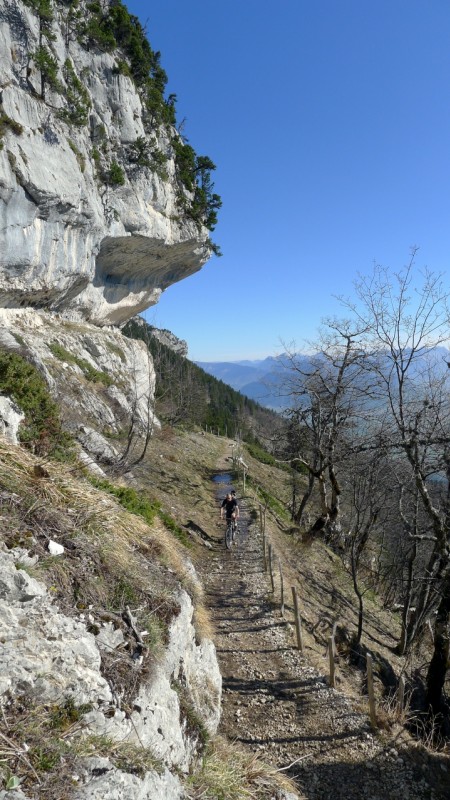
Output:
196,454,450,800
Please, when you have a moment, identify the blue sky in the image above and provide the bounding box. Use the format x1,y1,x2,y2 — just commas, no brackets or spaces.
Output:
126,0,450,361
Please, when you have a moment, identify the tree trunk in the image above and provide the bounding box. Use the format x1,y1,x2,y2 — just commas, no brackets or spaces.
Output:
294,470,315,525
351,544,364,644
396,541,417,656
425,572,450,716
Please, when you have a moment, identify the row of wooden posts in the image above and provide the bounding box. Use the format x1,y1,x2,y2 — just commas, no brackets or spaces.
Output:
258,503,406,730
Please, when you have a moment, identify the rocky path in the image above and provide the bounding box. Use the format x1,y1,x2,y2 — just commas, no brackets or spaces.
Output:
201,476,449,800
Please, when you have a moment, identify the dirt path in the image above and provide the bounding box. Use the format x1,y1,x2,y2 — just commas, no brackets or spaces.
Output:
199,469,449,800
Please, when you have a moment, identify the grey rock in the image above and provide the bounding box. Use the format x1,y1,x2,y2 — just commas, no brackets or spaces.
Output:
0,0,212,326
0,309,159,456
0,396,24,444
75,758,185,800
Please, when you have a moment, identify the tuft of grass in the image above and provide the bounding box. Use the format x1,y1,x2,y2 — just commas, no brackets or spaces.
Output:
11,332,26,347
158,508,191,547
193,603,214,642
0,112,23,150
73,734,164,777
67,138,86,172
105,341,126,362
172,680,209,749
88,476,191,547
87,477,159,524
48,341,113,386
185,736,298,800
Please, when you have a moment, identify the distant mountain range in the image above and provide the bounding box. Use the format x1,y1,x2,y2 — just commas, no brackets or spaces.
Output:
195,356,297,409
196,347,450,411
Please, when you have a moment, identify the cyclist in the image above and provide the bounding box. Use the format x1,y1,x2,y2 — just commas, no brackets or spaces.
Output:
220,492,239,535
230,489,239,532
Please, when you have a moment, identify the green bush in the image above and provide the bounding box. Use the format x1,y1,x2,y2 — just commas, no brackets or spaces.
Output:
88,477,190,546
107,160,125,186
157,509,190,547
0,352,74,460
0,112,24,151
60,59,91,126
33,45,61,93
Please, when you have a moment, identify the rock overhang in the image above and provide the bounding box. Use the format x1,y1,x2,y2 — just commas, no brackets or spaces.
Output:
0,0,214,327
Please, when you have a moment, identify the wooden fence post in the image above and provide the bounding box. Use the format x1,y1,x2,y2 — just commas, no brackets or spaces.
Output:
262,531,267,571
279,559,284,617
328,635,335,688
366,653,377,729
291,587,303,653
397,675,405,718
268,544,275,592
259,504,263,533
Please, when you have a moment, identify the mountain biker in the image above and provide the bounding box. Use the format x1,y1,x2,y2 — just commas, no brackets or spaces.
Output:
230,489,239,530
220,492,239,532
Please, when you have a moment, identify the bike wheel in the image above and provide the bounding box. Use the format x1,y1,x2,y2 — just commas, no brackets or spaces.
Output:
225,521,233,549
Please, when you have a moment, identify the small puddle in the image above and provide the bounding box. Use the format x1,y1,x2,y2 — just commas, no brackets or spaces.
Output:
212,473,233,484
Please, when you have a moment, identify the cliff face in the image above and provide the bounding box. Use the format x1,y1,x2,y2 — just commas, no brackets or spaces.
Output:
0,7,224,796
0,0,211,326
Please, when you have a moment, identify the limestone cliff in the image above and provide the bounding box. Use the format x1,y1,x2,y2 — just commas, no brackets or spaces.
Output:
0,6,225,797
0,0,213,326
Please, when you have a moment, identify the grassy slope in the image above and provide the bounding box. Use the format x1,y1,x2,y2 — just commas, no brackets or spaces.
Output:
0,431,298,798
132,427,440,718
1,420,447,796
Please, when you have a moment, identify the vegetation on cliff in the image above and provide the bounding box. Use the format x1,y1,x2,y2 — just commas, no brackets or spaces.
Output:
19,0,222,236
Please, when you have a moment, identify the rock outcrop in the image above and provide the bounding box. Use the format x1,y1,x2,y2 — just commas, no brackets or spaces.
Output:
0,308,158,465
1,539,221,798
0,0,211,326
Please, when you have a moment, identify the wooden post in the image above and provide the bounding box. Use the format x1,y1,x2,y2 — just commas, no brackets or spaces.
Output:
291,587,303,653
366,653,377,729
328,635,335,688
263,532,267,571
279,559,284,617
259,504,263,533
397,675,405,718
268,544,275,592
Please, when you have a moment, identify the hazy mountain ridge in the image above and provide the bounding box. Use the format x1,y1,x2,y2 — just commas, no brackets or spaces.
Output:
196,354,308,409
196,346,450,410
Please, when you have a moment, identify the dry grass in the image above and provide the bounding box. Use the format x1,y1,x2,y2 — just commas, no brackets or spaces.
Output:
0,699,163,796
185,735,301,800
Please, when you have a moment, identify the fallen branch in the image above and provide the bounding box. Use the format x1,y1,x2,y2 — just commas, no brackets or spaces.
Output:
275,753,312,772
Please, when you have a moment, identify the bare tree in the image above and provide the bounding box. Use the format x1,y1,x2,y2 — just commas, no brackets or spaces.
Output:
343,251,450,716
281,320,368,540
341,446,391,645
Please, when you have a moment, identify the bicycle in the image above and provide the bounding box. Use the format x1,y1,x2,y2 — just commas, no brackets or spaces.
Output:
225,517,234,549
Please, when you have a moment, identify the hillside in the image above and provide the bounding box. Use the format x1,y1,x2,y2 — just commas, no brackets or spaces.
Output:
122,317,281,444
132,427,450,798
2,407,450,797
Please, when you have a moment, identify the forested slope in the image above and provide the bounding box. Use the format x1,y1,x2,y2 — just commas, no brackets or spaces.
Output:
122,317,280,444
